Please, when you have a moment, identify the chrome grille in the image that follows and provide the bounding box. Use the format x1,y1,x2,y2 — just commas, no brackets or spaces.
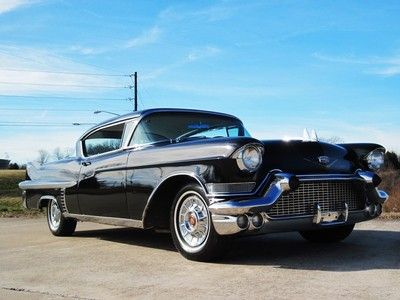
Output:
268,180,366,218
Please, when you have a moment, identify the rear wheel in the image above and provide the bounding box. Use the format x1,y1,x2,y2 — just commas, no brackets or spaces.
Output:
47,198,77,236
299,224,355,243
170,184,230,261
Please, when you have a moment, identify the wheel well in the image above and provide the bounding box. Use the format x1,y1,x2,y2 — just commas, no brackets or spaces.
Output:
38,196,56,210
143,175,205,229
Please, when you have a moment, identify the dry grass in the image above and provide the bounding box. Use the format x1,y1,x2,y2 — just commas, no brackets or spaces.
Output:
0,169,25,196
0,170,43,217
379,169,400,213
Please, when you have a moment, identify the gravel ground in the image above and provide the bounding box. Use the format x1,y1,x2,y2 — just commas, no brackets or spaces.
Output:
0,217,399,299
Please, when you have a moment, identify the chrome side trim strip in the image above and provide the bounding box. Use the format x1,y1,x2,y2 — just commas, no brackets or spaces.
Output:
206,182,256,195
59,189,68,213
64,213,144,229
19,180,76,190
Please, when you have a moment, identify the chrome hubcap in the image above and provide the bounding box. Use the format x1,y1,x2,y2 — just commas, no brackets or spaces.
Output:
176,192,210,250
48,199,61,231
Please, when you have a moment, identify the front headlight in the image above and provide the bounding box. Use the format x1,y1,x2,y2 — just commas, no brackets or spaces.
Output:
233,144,263,172
366,148,385,171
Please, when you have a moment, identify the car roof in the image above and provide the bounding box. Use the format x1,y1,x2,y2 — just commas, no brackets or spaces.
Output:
83,108,241,137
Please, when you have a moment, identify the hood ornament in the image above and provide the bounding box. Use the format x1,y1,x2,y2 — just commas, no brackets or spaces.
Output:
318,156,330,165
303,128,319,142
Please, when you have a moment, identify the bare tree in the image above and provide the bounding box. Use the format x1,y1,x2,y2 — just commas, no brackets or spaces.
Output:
52,147,75,160
320,136,344,144
37,149,50,165
63,147,75,158
53,147,64,160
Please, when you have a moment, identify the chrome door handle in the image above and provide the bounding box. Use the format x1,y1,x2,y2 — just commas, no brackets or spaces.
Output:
82,161,91,166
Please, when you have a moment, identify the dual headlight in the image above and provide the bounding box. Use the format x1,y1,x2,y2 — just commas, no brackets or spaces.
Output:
233,143,264,172
366,148,385,171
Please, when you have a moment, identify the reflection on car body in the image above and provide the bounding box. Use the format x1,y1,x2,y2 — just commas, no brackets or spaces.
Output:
19,108,389,261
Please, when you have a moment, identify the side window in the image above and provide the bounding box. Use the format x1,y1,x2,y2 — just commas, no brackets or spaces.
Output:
83,123,125,157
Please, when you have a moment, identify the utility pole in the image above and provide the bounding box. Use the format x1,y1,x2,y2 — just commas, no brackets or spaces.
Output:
129,72,138,111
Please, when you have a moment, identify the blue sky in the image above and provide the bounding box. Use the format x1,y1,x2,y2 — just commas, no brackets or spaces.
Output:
0,0,399,162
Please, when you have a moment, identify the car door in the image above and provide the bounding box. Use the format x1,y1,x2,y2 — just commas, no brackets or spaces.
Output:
77,122,130,218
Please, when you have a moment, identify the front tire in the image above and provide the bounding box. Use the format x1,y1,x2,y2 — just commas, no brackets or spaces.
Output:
47,198,77,236
299,224,355,243
170,184,229,261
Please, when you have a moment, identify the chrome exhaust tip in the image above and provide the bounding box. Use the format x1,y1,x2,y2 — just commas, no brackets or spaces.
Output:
236,214,249,230
251,213,264,229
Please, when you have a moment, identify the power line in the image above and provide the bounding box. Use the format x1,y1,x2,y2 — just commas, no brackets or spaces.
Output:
0,81,129,89
0,121,96,127
0,94,131,101
0,67,130,77
0,121,95,124
0,108,130,112
0,124,93,127
0,48,125,75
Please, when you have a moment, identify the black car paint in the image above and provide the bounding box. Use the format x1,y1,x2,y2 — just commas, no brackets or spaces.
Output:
23,109,382,229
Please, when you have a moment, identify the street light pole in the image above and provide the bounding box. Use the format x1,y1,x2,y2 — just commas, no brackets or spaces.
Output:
93,110,120,117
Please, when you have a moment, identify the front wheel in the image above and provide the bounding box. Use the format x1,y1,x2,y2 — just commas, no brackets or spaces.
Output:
47,198,77,236
170,184,230,261
299,224,355,243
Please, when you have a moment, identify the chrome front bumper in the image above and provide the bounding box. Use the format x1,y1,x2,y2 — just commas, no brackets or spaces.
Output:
209,171,389,236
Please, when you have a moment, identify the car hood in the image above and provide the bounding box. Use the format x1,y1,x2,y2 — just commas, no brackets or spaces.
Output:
259,140,358,174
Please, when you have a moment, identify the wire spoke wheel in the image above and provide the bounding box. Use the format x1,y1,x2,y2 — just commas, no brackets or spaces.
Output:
174,191,211,253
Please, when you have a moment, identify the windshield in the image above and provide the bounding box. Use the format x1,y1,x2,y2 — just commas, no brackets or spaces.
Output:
130,112,250,146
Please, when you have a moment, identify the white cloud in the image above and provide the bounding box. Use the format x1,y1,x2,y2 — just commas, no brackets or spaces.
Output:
159,2,260,23
313,52,400,77
142,46,221,81
0,0,37,14
187,46,221,61
0,45,121,94
68,45,108,55
125,26,162,49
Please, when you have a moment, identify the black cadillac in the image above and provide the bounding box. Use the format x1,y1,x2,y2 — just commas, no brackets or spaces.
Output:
19,108,389,261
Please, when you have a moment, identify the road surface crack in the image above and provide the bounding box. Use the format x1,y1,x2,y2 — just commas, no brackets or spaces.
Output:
1,286,97,300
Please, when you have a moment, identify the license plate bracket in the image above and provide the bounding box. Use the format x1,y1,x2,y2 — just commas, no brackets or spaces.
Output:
313,203,349,225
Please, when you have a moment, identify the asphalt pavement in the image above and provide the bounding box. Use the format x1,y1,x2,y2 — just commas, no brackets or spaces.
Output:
1,217,399,299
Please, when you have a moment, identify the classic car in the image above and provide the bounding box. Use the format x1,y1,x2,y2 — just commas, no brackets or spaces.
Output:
19,108,389,261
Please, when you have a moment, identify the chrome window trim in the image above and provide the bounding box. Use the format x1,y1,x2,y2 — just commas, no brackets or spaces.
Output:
79,119,138,159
